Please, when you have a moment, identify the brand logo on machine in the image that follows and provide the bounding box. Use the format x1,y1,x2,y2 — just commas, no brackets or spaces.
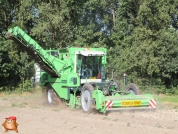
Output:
61,80,67,83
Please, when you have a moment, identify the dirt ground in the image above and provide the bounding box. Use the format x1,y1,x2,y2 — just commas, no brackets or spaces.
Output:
0,91,178,134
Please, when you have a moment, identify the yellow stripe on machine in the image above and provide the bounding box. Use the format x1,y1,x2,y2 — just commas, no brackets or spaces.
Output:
121,100,141,106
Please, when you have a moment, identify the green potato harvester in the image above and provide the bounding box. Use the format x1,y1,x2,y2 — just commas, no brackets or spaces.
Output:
5,26,156,114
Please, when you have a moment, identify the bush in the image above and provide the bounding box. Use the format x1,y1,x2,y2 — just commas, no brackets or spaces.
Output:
16,79,33,93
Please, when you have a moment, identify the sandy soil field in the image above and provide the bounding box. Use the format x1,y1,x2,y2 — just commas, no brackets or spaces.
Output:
0,91,178,134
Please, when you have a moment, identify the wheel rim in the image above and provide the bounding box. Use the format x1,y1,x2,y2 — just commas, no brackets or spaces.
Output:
47,90,53,103
128,89,135,95
81,89,91,112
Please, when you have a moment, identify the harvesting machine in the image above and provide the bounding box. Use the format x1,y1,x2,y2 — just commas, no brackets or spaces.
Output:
5,26,156,114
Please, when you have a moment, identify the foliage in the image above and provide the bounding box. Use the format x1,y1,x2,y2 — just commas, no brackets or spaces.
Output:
0,0,178,94
109,0,178,92
16,79,33,93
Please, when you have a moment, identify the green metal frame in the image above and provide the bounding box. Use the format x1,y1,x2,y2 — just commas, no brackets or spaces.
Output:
92,87,155,113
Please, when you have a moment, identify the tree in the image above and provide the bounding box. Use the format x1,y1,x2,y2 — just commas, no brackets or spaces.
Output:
0,0,34,90
110,0,178,87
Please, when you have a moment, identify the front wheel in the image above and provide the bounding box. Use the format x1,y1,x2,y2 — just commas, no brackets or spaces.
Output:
124,83,140,95
81,83,95,113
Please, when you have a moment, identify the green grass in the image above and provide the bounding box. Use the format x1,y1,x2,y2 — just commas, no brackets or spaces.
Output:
113,119,118,122
52,108,60,112
127,122,130,127
167,127,173,130
155,95,178,109
154,123,162,128
31,106,40,109
102,117,110,120
63,121,67,124
0,85,43,97
157,95,178,103
11,103,27,108
70,126,78,129
155,94,178,109
0,88,43,104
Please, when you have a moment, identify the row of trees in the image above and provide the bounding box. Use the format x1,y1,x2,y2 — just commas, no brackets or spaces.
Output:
0,0,178,94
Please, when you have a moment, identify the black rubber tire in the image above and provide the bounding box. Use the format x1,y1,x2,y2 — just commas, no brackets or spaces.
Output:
110,81,120,91
46,84,60,106
81,83,95,113
108,81,120,95
124,83,140,95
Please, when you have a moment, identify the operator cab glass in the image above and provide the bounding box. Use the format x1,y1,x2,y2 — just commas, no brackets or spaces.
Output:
76,55,104,79
46,51,59,58
51,51,59,58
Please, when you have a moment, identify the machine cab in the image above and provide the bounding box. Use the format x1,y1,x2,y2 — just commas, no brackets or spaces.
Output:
75,50,106,84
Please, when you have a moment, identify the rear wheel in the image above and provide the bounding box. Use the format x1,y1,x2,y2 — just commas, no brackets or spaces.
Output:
46,84,60,105
81,83,95,113
124,83,140,95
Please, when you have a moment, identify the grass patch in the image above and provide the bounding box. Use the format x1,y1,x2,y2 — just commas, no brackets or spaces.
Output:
158,95,178,103
135,94,178,109
102,117,110,120
63,121,67,124
113,119,118,122
31,106,40,109
0,85,43,96
70,126,78,129
41,117,47,121
167,126,173,130
154,123,162,128
52,108,60,112
0,88,43,101
156,94,178,108
127,122,130,127
11,103,27,108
